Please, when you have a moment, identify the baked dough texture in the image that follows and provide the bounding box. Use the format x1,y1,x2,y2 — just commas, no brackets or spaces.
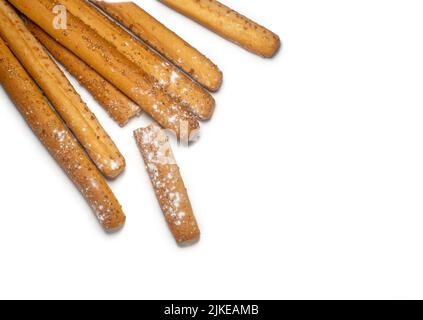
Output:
0,37,126,231
27,21,141,128
0,0,126,179
8,0,200,141
61,0,215,120
93,0,223,92
159,0,281,57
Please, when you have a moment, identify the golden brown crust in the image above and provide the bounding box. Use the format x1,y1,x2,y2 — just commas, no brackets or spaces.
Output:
134,124,200,245
159,0,281,58
9,0,200,140
0,37,126,231
60,0,215,120
93,1,223,92
0,0,125,179
26,21,141,128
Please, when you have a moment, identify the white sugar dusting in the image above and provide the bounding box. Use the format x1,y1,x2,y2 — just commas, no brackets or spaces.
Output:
109,159,120,171
158,77,167,86
168,115,177,123
136,125,189,227
170,71,179,84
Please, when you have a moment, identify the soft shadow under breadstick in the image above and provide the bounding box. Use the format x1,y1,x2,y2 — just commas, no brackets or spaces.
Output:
0,37,126,231
60,0,215,120
159,0,281,58
93,0,223,92
26,21,141,128
8,0,199,141
0,0,125,179
134,124,200,245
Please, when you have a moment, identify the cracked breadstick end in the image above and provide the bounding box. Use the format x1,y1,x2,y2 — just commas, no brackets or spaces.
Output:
134,124,200,245
0,37,125,231
60,0,215,120
26,20,142,127
9,0,200,141
159,0,281,58
0,0,125,179
93,0,223,92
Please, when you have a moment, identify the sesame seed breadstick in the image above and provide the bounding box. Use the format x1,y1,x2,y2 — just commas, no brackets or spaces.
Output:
26,21,141,128
159,0,281,58
0,0,125,179
0,37,126,231
59,0,215,120
93,1,223,92
8,0,199,140
134,124,200,245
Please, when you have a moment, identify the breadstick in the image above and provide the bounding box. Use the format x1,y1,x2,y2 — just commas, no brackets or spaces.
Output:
59,0,215,120
159,0,281,58
26,21,141,128
134,124,200,245
0,37,125,231
8,0,199,140
93,1,222,92
0,0,125,179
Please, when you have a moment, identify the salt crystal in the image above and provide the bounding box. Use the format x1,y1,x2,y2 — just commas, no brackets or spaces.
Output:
170,71,179,84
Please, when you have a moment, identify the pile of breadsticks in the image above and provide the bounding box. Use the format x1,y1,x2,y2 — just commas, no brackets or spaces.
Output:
0,0,280,245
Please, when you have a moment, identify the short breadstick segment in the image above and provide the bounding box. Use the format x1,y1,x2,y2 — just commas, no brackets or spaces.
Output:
159,0,281,58
0,38,126,231
0,0,125,179
93,1,223,92
134,124,200,245
26,21,141,128
8,0,200,141
60,0,215,120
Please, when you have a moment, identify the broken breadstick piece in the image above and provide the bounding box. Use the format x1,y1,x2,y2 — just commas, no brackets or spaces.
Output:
159,0,281,58
60,0,215,120
0,37,126,231
0,0,125,179
134,124,200,245
26,21,141,128
93,0,223,92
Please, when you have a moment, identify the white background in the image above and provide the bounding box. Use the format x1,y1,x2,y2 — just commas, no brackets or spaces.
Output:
1,0,423,299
